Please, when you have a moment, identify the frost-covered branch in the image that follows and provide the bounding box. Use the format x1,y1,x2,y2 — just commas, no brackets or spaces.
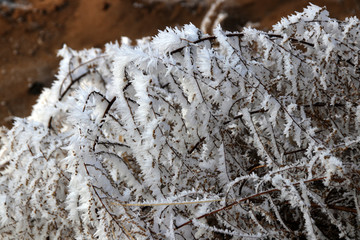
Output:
0,4,359,239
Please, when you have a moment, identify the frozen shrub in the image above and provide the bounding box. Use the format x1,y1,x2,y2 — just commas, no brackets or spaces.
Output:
0,4,359,239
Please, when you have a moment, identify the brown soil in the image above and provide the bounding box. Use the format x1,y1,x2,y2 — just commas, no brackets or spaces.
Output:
1,0,360,128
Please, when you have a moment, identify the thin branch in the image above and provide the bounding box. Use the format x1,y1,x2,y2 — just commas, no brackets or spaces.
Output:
175,176,327,230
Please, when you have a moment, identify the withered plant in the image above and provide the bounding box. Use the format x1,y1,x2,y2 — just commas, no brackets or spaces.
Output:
0,4,359,239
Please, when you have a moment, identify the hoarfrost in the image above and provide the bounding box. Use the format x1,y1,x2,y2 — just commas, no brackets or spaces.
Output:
0,4,359,239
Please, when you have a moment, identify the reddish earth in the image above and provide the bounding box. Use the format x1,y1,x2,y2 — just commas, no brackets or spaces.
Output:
1,0,360,128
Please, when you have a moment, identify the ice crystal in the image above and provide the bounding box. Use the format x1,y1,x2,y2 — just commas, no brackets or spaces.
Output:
0,4,359,239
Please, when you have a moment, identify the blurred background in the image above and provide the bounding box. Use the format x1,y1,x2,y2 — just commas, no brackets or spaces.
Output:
1,0,360,128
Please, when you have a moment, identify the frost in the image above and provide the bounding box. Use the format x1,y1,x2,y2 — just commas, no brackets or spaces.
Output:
0,5,359,239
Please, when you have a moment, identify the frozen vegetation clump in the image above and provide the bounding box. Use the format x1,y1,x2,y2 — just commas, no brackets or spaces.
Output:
1,4,360,239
